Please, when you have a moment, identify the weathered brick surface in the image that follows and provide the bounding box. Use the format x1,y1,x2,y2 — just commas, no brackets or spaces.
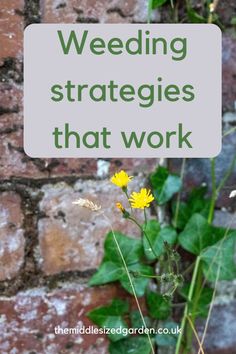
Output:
0,2,235,354
41,0,155,24
222,32,236,112
0,0,24,60
0,130,46,179
0,283,123,354
0,131,159,179
0,191,25,281
0,282,235,354
0,84,23,125
37,178,149,275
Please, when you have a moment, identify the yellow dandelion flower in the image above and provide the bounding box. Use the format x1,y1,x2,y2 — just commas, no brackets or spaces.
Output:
110,170,133,189
129,188,154,209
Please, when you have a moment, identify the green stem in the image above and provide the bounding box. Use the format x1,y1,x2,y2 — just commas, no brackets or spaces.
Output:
132,272,162,279
128,216,159,259
185,266,203,353
144,208,148,226
174,158,186,228
147,0,152,24
180,157,218,353
175,256,201,354
223,126,236,138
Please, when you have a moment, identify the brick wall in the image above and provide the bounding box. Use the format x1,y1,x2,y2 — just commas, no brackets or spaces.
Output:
0,1,236,353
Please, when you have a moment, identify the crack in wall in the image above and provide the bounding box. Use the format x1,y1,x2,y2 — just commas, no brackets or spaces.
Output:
24,0,41,26
0,58,23,85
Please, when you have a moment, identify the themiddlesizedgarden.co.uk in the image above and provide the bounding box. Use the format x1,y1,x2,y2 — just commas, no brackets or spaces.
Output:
54,325,182,336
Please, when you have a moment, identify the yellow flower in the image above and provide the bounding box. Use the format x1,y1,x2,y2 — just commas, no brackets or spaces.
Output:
129,188,154,209
110,170,133,189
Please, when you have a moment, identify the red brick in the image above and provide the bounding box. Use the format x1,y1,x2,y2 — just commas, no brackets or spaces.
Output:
109,158,159,176
41,0,149,23
0,83,22,113
0,191,25,280
0,130,46,179
0,284,121,353
0,0,24,60
0,129,96,178
0,85,23,131
37,178,150,275
0,130,158,178
222,32,236,112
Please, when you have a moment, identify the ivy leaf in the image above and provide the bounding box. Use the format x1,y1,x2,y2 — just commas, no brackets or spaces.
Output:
143,221,177,261
104,231,144,265
150,166,182,205
147,291,171,320
179,285,213,317
130,310,151,329
197,288,214,317
89,232,152,296
143,220,160,261
201,232,236,281
156,226,177,255
87,299,129,342
121,263,153,297
109,335,152,354
89,261,123,285
152,0,169,9
155,321,179,347
178,214,223,255
172,201,189,230
187,187,209,212
172,186,210,230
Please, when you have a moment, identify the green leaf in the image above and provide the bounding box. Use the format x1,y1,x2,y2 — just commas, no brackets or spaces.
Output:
201,232,236,281
89,261,123,286
150,166,182,205
104,231,143,265
109,335,152,354
121,263,153,297
231,17,236,25
195,287,213,317
130,310,151,329
147,291,171,320
152,0,169,9
172,186,210,230
179,284,213,317
143,220,160,261
155,321,179,346
172,201,189,230
187,8,207,23
143,221,177,261
178,214,223,255
90,232,152,296
157,227,177,255
87,299,129,342
188,186,210,215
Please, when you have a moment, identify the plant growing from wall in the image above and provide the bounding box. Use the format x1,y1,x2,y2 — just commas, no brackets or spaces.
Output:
75,159,236,354
148,0,223,26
